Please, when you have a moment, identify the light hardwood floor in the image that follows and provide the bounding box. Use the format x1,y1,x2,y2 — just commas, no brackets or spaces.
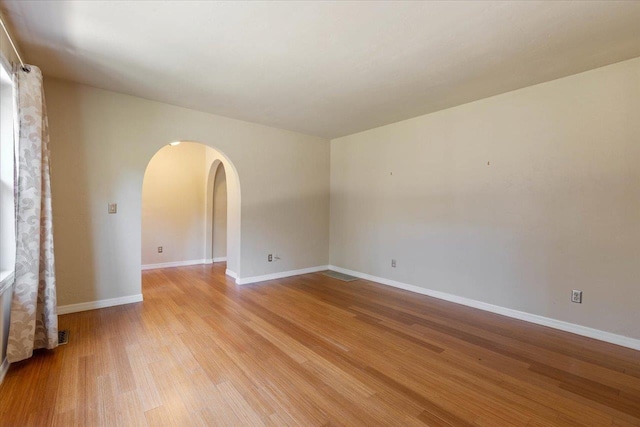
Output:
1,263,639,426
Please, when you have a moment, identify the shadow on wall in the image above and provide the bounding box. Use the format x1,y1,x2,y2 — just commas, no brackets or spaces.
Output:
141,141,240,277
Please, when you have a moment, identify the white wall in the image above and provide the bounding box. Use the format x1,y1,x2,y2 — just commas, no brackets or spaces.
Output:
142,143,208,265
45,78,330,306
330,57,640,340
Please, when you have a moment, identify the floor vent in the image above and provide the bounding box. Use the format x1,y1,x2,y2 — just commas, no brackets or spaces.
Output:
58,329,69,346
322,270,358,282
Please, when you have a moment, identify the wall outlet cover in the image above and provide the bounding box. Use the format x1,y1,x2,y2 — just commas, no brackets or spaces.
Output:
571,290,583,304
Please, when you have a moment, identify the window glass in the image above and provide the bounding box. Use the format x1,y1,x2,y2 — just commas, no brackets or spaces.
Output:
0,63,15,274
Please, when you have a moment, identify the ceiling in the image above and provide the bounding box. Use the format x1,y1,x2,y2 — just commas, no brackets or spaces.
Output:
2,1,640,139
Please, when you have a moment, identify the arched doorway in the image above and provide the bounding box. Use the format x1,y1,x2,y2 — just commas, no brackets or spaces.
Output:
141,141,241,280
205,161,227,264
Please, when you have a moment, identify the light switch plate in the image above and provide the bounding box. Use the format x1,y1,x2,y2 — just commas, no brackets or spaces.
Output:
108,203,117,214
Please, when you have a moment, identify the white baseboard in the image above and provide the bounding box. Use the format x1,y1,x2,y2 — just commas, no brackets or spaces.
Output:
236,265,328,285
0,358,9,385
57,294,143,315
328,265,640,351
142,259,210,270
225,269,238,279
204,257,227,264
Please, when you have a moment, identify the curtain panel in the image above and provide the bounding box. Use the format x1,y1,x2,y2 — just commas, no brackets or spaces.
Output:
7,65,58,363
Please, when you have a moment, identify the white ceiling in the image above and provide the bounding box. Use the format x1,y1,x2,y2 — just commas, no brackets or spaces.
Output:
2,1,640,139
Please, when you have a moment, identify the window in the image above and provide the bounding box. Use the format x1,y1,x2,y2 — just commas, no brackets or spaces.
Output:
0,61,15,285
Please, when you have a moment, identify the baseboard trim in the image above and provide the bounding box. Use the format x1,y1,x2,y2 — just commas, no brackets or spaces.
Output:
142,259,210,270
204,257,227,264
328,265,640,351
237,265,329,285
225,269,238,279
0,358,9,385
57,294,144,315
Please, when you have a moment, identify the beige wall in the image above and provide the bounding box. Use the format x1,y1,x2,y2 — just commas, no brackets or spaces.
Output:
330,57,640,340
142,142,209,265
212,164,227,259
0,11,20,66
45,78,330,305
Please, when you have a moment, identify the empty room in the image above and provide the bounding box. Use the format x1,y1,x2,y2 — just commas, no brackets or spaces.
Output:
0,1,639,425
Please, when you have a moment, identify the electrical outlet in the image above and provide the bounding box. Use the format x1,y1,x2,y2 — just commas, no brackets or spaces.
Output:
108,203,117,214
391,259,396,268
268,254,273,262
158,246,163,253
571,290,582,304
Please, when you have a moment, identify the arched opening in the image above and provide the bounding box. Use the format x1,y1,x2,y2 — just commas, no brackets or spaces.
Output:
205,160,227,264
141,141,241,282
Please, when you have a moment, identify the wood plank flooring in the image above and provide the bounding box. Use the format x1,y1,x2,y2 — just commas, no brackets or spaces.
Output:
1,263,639,426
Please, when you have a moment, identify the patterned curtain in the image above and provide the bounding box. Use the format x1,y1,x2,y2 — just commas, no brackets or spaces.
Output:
7,65,58,363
